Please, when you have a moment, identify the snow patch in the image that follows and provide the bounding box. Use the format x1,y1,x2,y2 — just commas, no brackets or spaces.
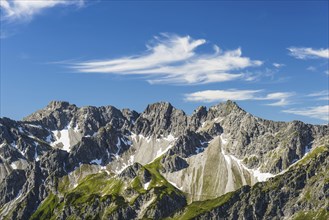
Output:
11,141,25,156
14,190,22,202
305,144,312,154
52,129,71,152
163,134,176,142
140,134,152,143
34,145,39,162
112,137,122,159
45,134,52,143
143,181,150,190
195,147,204,154
157,134,177,142
73,124,79,133
90,159,102,165
10,163,17,170
252,168,274,182
132,133,176,144
168,180,183,190
131,133,152,143
26,124,42,129
121,137,132,146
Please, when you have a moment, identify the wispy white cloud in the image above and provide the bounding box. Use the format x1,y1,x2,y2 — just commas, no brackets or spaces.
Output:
283,105,329,121
263,92,295,106
307,90,329,101
71,34,263,85
288,47,329,59
184,89,294,106
184,89,261,102
273,63,285,68
306,66,317,72
0,0,84,22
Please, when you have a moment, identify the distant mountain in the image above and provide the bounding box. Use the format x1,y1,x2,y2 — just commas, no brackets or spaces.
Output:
0,100,328,219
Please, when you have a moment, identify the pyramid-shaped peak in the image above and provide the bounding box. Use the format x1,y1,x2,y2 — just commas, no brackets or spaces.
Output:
209,100,245,116
46,100,76,110
144,102,174,114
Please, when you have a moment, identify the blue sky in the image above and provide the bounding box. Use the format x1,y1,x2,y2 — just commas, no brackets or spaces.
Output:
1,0,328,124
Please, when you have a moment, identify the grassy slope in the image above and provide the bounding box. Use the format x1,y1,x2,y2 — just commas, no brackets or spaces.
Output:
30,157,184,219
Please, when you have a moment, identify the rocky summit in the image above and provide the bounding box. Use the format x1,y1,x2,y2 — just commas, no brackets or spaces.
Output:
0,100,328,220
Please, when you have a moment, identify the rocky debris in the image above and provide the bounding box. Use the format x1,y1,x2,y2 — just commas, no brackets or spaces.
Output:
0,143,26,163
0,117,18,144
121,108,140,125
165,130,209,158
39,149,69,178
188,106,208,131
68,124,131,168
143,190,187,219
0,117,53,163
134,102,188,137
119,163,151,184
0,169,26,206
160,154,189,173
7,162,47,220
190,145,329,220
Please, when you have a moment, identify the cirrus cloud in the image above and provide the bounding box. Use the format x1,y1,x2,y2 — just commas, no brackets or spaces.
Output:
184,89,294,106
71,34,263,85
288,47,329,59
0,0,84,22
184,89,261,102
283,105,329,122
307,90,329,101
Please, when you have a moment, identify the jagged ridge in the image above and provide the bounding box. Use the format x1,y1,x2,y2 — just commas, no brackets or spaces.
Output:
0,100,328,219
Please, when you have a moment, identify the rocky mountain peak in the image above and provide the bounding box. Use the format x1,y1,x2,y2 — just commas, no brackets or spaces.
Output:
192,106,207,117
144,101,174,115
207,100,245,119
23,101,78,130
134,102,187,137
46,101,75,111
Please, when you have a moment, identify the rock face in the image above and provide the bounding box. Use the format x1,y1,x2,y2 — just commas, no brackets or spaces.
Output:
0,100,328,219
173,145,329,220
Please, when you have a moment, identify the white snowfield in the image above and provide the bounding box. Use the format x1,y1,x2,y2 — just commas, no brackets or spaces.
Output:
52,129,71,152
49,121,82,152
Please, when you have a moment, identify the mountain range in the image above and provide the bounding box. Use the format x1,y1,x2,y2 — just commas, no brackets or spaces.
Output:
0,100,328,219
